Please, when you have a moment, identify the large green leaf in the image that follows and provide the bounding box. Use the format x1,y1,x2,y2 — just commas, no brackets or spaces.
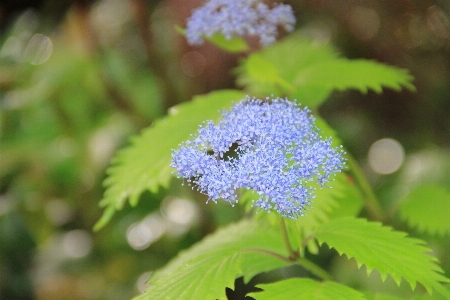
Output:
249,278,366,300
398,184,450,236
291,59,415,96
236,34,415,109
236,35,339,106
95,90,246,230
207,33,250,53
135,219,290,300
315,218,450,298
241,251,290,284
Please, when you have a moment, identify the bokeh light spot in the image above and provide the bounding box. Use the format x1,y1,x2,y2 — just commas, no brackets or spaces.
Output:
24,34,53,65
161,197,199,226
62,230,92,258
126,214,165,250
181,51,206,77
59,138,78,157
136,272,152,293
368,138,405,175
0,36,23,61
348,6,380,41
45,199,74,226
426,5,450,40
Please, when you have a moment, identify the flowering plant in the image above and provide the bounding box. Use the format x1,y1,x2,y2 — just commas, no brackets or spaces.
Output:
171,96,345,219
95,1,450,299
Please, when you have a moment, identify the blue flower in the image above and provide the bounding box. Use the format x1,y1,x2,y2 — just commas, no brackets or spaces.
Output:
171,96,346,219
185,0,296,46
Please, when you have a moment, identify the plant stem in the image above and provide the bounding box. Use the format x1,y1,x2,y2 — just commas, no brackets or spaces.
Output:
245,248,293,263
296,257,332,281
280,218,298,260
346,154,385,222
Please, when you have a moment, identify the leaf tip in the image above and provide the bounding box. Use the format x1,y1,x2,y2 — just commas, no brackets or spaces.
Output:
93,205,116,231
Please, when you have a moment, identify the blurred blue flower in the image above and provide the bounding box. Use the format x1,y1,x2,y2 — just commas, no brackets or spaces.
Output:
171,96,345,219
185,0,295,46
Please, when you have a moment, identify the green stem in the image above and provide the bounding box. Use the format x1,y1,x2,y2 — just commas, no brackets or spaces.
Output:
297,257,333,281
245,248,293,263
280,218,298,260
347,155,385,222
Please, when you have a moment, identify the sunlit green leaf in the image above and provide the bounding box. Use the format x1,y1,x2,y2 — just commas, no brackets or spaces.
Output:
398,184,450,236
249,278,366,300
241,252,289,284
245,54,293,91
315,218,450,298
236,34,415,109
291,59,415,94
135,219,289,300
208,33,249,53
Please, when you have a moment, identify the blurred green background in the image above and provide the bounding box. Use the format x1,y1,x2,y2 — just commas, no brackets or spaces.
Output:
0,0,449,299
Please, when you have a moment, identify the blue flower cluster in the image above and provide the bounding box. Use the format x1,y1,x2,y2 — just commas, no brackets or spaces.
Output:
171,96,345,219
185,0,296,46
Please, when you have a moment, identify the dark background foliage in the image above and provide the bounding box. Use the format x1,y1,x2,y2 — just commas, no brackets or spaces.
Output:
0,0,449,299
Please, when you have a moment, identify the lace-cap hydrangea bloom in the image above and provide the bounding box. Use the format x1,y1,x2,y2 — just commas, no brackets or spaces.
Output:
186,0,296,46
171,96,346,219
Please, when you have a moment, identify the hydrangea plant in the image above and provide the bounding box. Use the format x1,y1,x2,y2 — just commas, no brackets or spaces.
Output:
171,96,345,219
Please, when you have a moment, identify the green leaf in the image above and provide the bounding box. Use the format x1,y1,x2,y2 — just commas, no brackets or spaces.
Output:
236,36,338,107
291,59,416,94
137,252,242,300
94,90,246,230
135,219,290,300
208,33,249,53
236,34,415,109
241,252,289,284
398,184,450,236
244,54,293,91
249,278,366,300
175,25,249,53
315,218,450,298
